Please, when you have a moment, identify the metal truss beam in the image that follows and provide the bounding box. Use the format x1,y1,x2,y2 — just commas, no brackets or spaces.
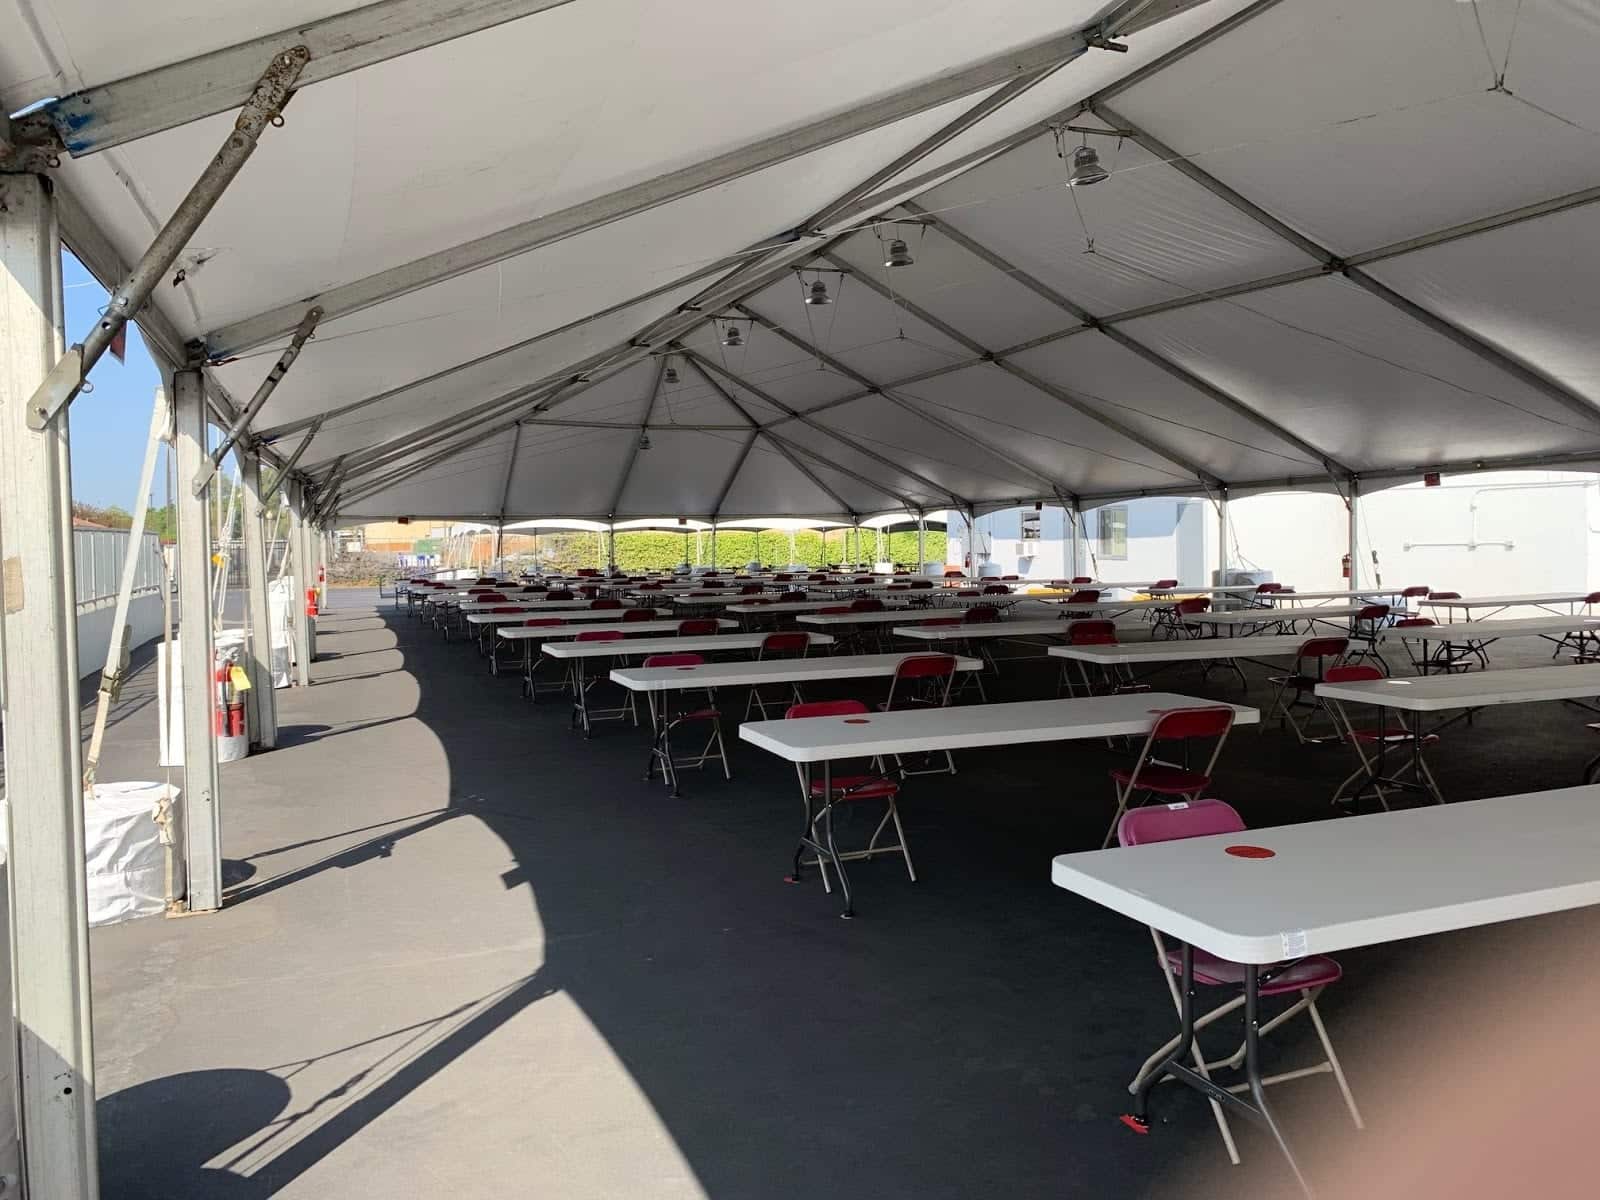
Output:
606,360,667,516
1094,103,1600,430
14,0,583,156
709,432,761,519
205,25,1105,355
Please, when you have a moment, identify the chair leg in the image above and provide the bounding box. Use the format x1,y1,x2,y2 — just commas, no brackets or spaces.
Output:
1306,995,1364,1130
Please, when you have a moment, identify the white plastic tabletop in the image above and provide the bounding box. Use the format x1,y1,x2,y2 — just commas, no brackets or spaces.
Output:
1187,606,1365,627
609,652,982,692
466,607,662,625
798,609,1009,627
893,619,1078,641
740,693,1257,762
1051,786,1600,964
1049,634,1313,665
542,631,834,658
1267,589,1405,605
1315,663,1600,711
498,618,736,640
458,598,616,612
1376,616,1600,643
1425,592,1595,610
724,599,909,616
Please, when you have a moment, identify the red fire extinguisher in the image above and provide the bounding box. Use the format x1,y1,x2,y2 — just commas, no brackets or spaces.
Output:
213,661,231,736
1340,553,1351,579
306,586,320,618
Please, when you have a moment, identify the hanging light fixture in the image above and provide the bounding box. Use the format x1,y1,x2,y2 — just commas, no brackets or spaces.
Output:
663,362,680,385
1066,142,1109,187
804,277,832,306
638,430,652,451
883,237,914,268
721,321,744,348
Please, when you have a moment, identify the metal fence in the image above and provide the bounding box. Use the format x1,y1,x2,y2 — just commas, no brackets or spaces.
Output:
213,539,292,589
73,528,165,609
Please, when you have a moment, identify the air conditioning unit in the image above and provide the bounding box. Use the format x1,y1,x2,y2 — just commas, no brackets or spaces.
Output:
1215,568,1273,587
1013,541,1028,557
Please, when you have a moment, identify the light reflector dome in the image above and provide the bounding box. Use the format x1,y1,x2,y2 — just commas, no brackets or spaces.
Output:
1067,144,1109,187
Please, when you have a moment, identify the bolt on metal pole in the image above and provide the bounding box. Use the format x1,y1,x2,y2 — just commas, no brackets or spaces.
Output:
25,47,309,430
0,170,100,1200
241,450,278,748
173,366,223,912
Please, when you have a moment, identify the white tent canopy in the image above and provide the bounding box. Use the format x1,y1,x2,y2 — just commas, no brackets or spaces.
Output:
6,0,1600,524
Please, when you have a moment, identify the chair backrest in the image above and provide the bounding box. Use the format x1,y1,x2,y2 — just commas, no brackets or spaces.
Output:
524,617,565,628
576,629,623,642
1429,590,1461,600
896,654,957,680
474,577,498,585
956,589,980,597
964,605,1001,623
1325,664,1383,683
546,590,574,600
1066,589,1100,604
643,651,703,668
1071,576,1093,585
885,584,910,592
982,584,1010,595
850,597,885,612
1151,705,1236,742
910,579,934,589
1175,597,1210,615
1001,574,1020,581
590,598,623,610
778,591,809,603
735,583,761,594
1118,798,1244,847
1298,636,1349,661
1401,585,1430,597
479,592,508,602
808,573,828,581
980,575,999,582
622,608,656,622
774,573,793,582
1586,591,1600,605
1394,617,1434,628
787,699,869,719
703,570,720,577
1068,619,1117,646
1356,603,1390,621
638,582,663,590
1255,582,1282,594
1151,579,1179,590
819,605,853,614
760,632,810,656
678,618,720,636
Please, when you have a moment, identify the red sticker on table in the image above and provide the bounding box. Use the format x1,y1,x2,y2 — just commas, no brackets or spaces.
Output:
1225,845,1275,859
844,718,870,724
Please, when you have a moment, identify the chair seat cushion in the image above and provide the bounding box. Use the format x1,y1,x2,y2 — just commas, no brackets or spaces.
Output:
1167,948,1343,995
809,774,899,801
1109,764,1210,793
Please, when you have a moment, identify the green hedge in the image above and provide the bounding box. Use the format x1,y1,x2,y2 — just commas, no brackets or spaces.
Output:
504,529,940,574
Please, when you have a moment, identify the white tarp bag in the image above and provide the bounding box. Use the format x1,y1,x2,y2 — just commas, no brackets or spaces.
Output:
86,782,175,926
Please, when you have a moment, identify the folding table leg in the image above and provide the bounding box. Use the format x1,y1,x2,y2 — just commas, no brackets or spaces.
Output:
1243,965,1312,1196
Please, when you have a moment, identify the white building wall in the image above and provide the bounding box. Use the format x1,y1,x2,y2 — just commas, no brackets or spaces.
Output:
1213,490,1350,592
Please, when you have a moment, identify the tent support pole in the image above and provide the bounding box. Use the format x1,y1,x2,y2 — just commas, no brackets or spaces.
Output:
0,169,99,1200
1216,491,1230,586
241,448,278,748
1347,482,1361,592
287,483,312,687
174,365,223,912
916,516,926,573
1068,505,1081,581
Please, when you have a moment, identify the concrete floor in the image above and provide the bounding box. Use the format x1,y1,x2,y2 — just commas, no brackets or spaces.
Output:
82,591,1600,1198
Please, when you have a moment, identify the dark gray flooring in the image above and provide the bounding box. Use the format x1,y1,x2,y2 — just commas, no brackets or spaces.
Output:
85,591,1600,1198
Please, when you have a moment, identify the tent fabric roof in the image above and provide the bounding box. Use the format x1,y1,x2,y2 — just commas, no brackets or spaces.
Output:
6,0,1600,521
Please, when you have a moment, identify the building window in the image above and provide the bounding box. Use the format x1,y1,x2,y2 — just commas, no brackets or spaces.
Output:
1097,507,1128,559
1021,510,1041,541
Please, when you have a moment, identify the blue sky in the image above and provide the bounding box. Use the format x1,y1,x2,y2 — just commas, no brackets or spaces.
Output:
64,251,172,510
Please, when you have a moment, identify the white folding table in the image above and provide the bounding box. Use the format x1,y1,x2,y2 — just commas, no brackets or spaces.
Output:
1315,663,1600,803
742,693,1257,918
1183,606,1366,637
1376,615,1600,674
1050,634,1314,693
1051,786,1600,1193
1424,591,1596,622
498,617,736,697
463,604,661,655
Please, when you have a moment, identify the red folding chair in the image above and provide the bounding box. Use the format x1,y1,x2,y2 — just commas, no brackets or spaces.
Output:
1070,576,1093,585
1346,603,1391,673
1390,616,1438,674
1323,664,1442,808
744,631,812,720
1160,596,1209,640
783,699,912,918
545,589,575,601
1059,619,1135,697
1104,706,1234,847
740,583,764,595
638,652,729,796
677,618,720,636
880,654,960,777
621,607,656,623
981,584,1011,595
1118,799,1362,1164
590,597,623,610
1266,636,1349,743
